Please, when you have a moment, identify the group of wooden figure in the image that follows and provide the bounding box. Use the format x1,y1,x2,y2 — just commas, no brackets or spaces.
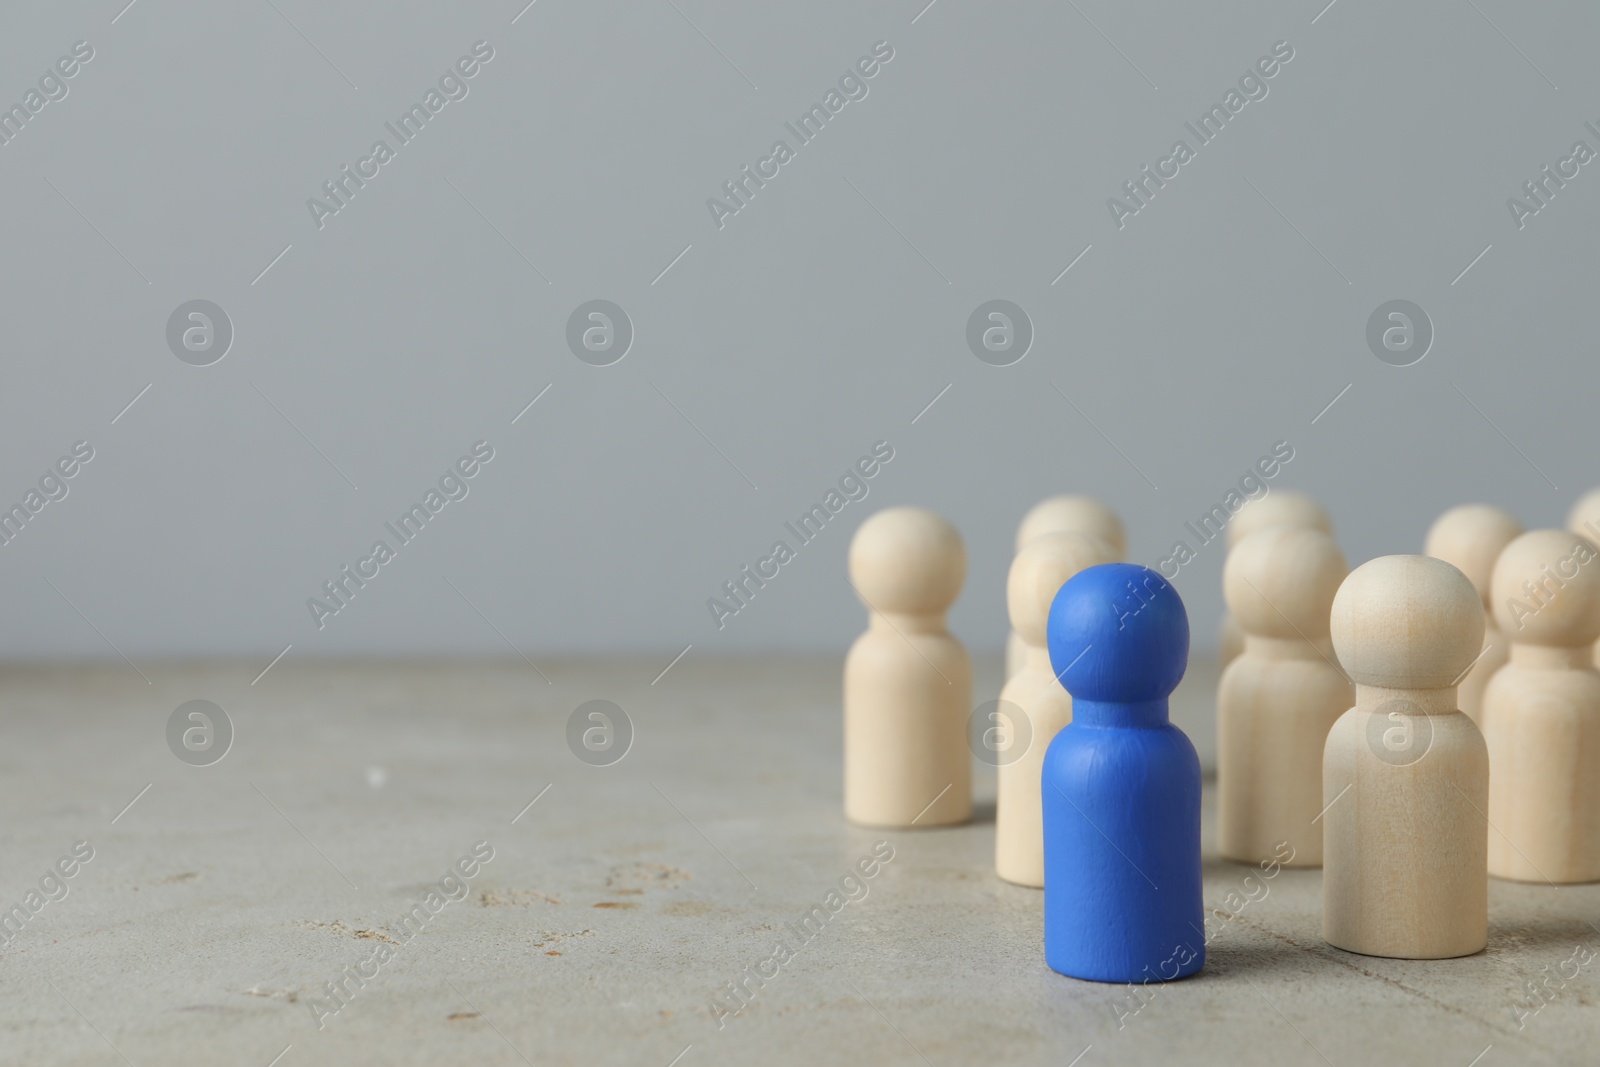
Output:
841,490,1600,983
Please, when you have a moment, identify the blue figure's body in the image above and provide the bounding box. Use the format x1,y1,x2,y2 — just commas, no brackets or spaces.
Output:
1042,563,1203,984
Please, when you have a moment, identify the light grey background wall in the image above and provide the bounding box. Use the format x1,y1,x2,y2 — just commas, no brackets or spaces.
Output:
0,0,1595,666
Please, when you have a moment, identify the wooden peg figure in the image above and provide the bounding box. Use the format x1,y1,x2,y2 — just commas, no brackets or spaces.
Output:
1042,563,1203,983
844,507,972,828
995,532,1119,887
1324,555,1487,959
1218,527,1350,867
1483,529,1600,883
1566,489,1600,668
1005,496,1125,680
1425,504,1524,726
1219,491,1334,668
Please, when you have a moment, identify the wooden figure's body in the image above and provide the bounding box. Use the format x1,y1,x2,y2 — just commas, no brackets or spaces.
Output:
1004,496,1124,680
1323,554,1487,959
1463,620,1513,727
995,533,1118,887
1323,692,1488,957
1218,613,1245,669
1483,529,1600,883
1425,504,1524,725
1042,563,1203,983
1220,652,1351,863
1218,491,1333,669
1218,524,1350,867
844,507,971,828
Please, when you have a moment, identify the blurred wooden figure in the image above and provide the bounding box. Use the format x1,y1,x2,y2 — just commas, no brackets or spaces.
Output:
1424,504,1524,726
1567,489,1600,668
844,507,972,828
995,532,1119,887
1219,491,1334,668
1217,527,1350,867
1005,496,1125,680
1483,529,1600,884
1324,555,1487,959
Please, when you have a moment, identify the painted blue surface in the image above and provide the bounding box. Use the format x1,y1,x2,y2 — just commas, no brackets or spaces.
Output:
1042,563,1204,984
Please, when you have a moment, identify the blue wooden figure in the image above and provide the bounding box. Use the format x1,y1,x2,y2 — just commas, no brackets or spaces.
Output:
1042,562,1203,983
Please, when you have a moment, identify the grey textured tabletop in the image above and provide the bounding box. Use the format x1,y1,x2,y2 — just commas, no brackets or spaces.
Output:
1,655,1595,1066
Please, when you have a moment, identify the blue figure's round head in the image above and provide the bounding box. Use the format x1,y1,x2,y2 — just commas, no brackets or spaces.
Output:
1047,562,1189,703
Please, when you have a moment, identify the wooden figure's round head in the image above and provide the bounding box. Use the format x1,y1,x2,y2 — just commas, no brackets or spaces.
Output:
1224,526,1346,641
848,506,965,615
1007,532,1119,647
1424,504,1523,608
1491,529,1600,648
1015,495,1126,557
1330,555,1484,690
1047,562,1189,703
1568,489,1600,538
1225,490,1333,549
